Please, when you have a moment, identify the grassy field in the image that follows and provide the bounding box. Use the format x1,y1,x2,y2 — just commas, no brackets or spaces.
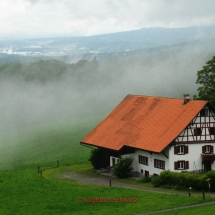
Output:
0,165,213,215
0,115,104,170
0,115,215,214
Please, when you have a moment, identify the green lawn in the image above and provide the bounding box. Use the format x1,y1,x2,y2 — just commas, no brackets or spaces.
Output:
0,165,213,215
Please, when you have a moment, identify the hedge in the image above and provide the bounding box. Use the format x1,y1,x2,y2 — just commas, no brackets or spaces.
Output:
159,170,215,191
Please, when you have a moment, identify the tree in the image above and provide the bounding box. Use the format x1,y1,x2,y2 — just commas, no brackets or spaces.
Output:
194,56,215,106
88,148,103,169
113,157,133,178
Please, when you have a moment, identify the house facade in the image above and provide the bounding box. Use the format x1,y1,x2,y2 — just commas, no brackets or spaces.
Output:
81,94,215,178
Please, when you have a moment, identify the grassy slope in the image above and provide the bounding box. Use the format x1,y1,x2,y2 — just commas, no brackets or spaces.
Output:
0,114,104,170
0,165,212,215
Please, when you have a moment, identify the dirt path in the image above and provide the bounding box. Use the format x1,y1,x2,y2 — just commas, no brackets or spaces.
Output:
58,171,211,196
58,171,215,214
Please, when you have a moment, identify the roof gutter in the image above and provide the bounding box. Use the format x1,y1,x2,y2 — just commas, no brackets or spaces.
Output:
80,142,98,150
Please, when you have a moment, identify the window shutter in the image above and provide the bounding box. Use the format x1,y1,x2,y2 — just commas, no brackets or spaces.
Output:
174,162,178,170
174,146,178,154
185,146,189,154
202,146,206,153
211,145,214,153
185,161,189,169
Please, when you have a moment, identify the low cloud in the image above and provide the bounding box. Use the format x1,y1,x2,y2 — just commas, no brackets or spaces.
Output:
0,0,215,38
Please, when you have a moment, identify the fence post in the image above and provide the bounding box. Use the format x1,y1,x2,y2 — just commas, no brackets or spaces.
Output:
202,190,205,200
189,187,192,197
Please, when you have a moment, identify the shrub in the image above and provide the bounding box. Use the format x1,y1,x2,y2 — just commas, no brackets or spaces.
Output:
88,148,103,169
141,177,151,183
160,170,177,185
113,157,133,178
205,171,215,191
160,170,215,191
151,175,161,187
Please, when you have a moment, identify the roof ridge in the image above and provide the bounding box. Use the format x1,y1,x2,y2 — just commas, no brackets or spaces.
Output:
125,94,186,100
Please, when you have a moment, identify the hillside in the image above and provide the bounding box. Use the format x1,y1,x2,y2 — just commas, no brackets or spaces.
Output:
0,25,215,63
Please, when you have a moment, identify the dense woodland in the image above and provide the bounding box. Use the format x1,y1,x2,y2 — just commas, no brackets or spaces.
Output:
0,59,98,83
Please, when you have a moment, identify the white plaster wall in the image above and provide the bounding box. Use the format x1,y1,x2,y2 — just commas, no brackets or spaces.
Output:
110,142,215,176
169,143,215,172
130,148,169,176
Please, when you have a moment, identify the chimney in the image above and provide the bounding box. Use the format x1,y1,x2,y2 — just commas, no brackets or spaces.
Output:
183,94,190,105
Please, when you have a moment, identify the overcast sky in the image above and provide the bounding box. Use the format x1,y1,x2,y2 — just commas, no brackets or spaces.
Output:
0,0,215,38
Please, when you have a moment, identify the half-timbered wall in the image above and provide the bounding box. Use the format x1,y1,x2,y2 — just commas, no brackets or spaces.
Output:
175,106,215,142
170,105,215,172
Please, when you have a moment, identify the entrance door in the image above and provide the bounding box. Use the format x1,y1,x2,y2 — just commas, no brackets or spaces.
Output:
112,158,116,166
145,170,149,179
204,161,211,172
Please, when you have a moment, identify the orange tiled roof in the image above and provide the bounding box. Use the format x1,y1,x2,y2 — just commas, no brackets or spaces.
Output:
81,95,207,153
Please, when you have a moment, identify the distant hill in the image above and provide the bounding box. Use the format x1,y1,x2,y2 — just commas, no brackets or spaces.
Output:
0,25,215,63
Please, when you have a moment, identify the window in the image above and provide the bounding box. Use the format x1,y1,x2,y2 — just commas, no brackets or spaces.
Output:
205,146,210,153
154,159,165,170
178,146,184,154
178,161,184,169
209,127,215,135
174,161,189,170
174,145,188,155
139,155,148,165
200,109,209,117
202,145,214,154
194,128,202,136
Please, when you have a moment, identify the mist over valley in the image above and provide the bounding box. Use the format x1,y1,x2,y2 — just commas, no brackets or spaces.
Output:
0,26,215,170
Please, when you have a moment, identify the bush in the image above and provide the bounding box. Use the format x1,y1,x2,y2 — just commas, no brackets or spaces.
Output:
113,157,133,178
88,148,102,169
141,177,151,183
160,170,215,191
160,170,177,186
151,175,161,187
205,171,215,191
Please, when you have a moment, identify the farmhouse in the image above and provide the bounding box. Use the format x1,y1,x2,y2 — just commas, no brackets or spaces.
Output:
81,94,215,177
